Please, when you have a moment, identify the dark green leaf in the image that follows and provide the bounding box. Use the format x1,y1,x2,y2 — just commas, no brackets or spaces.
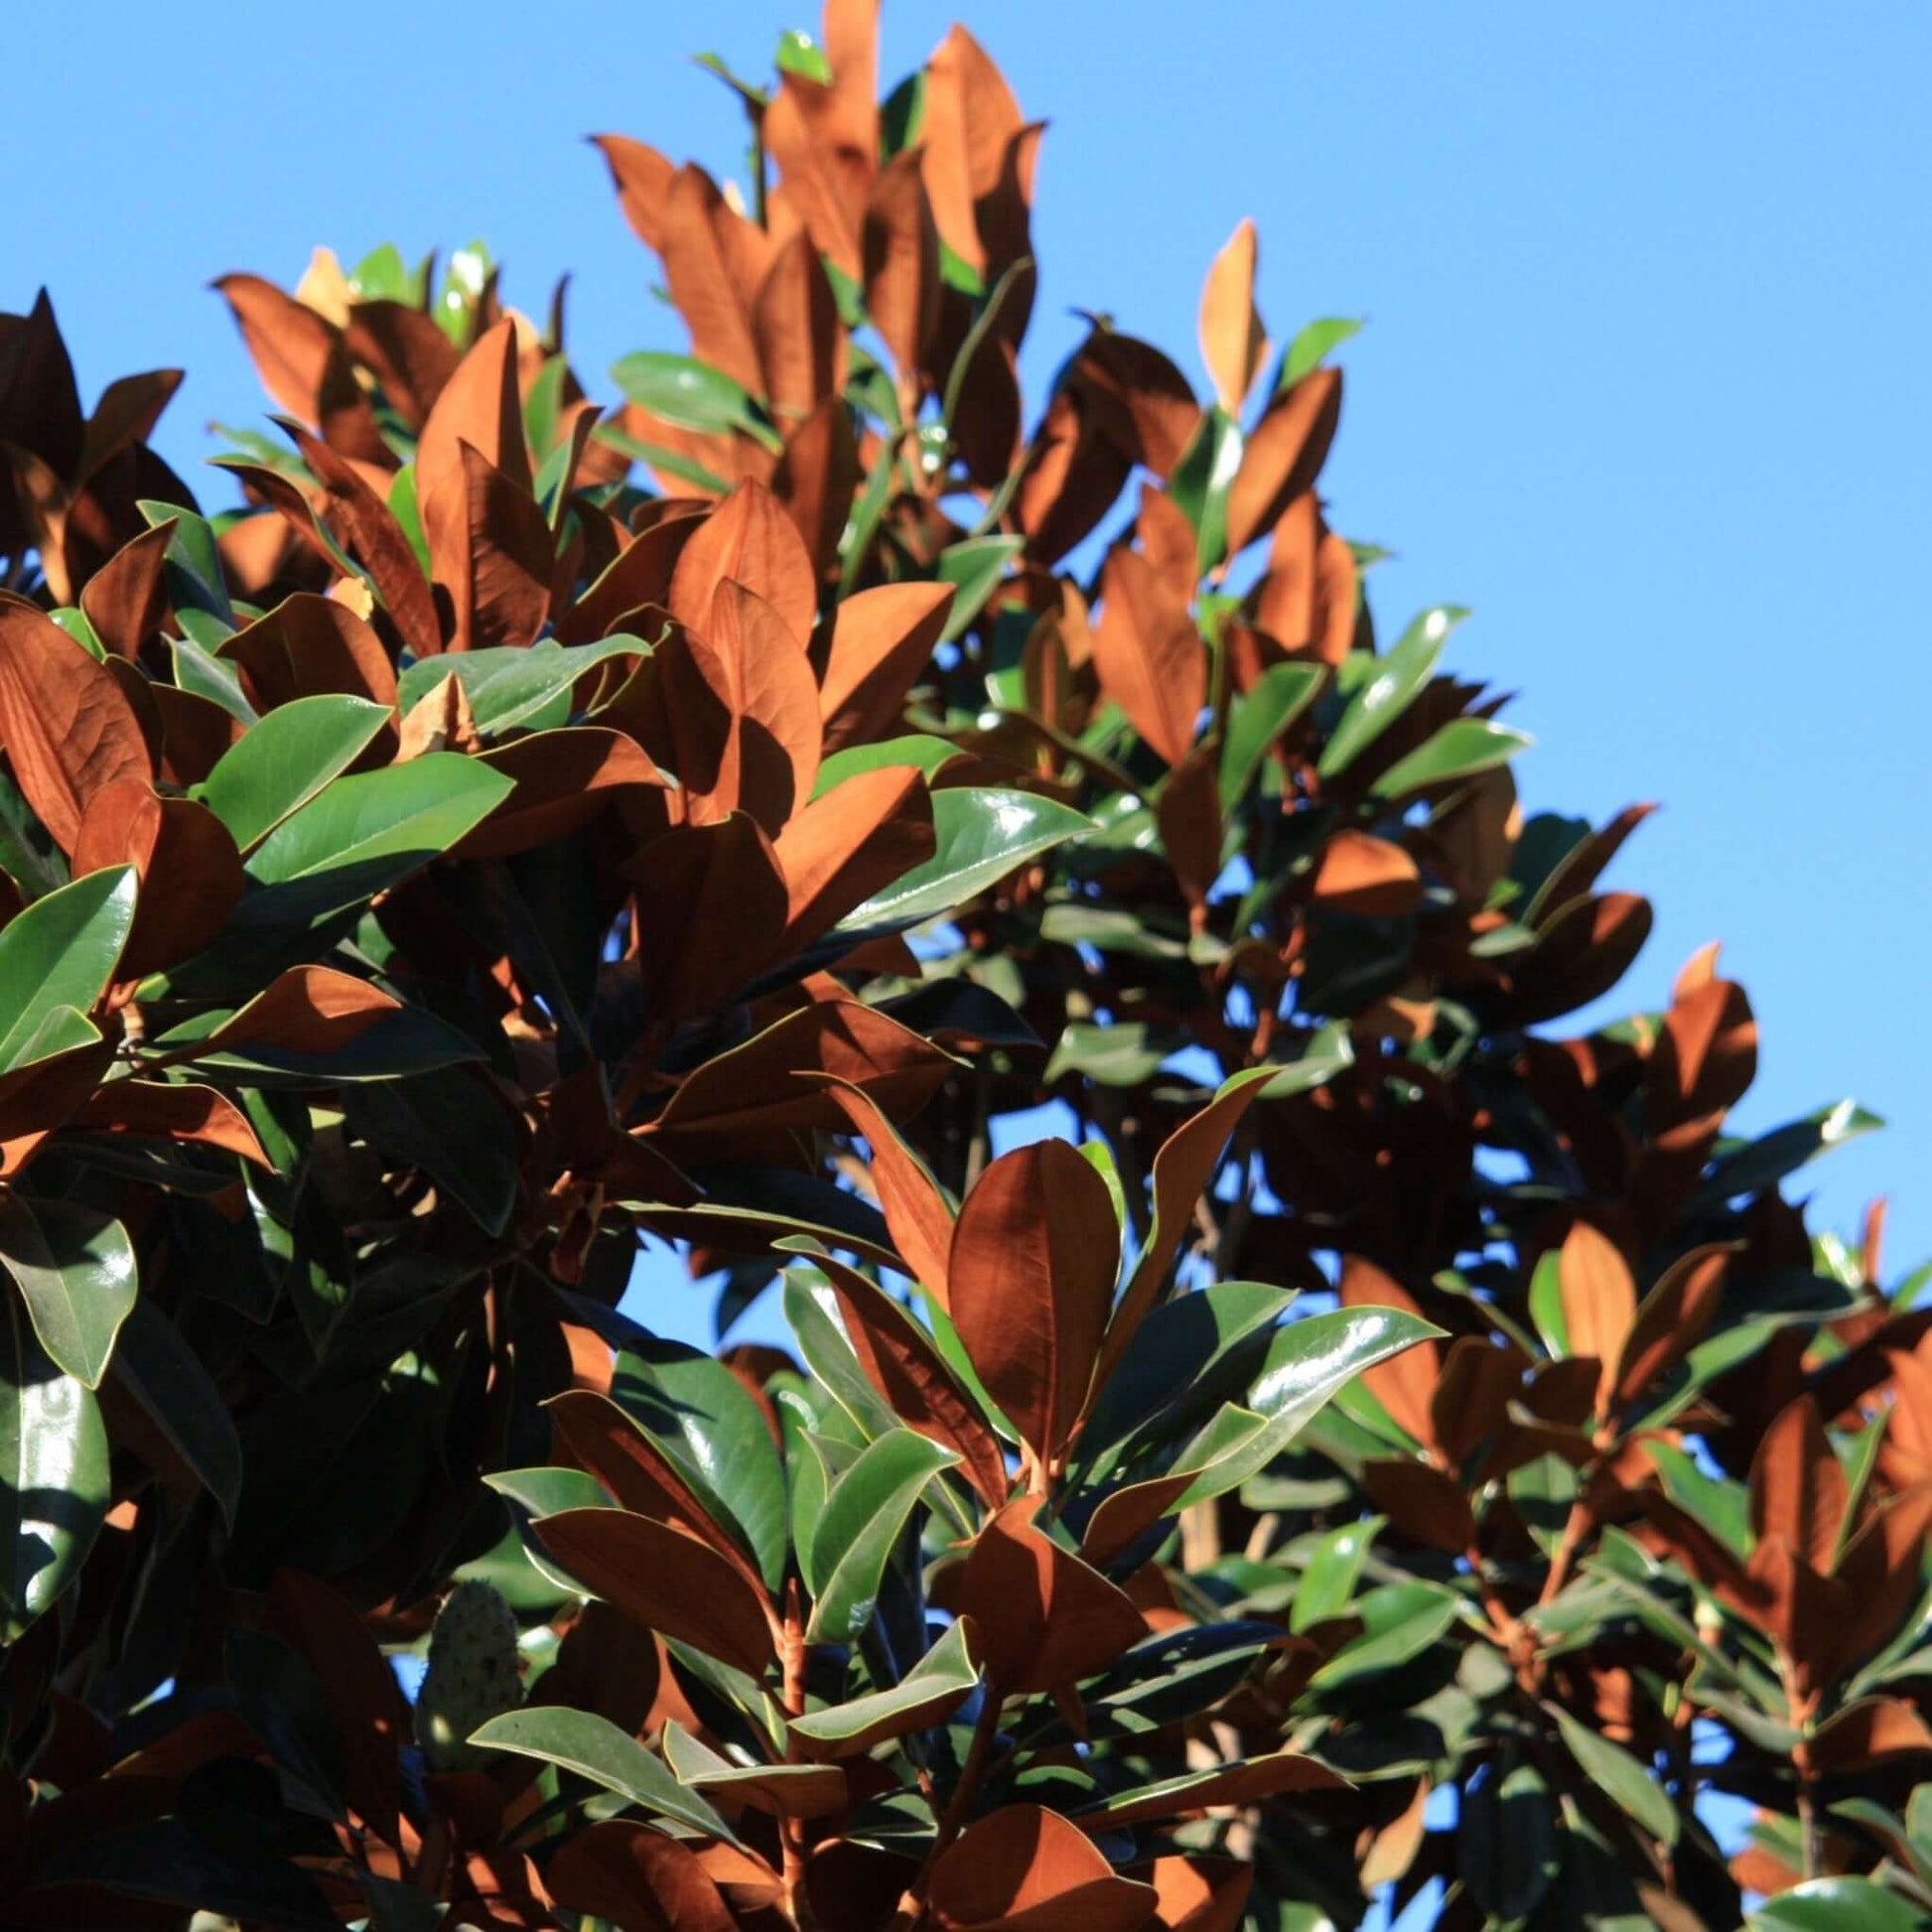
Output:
1370,716,1532,799
111,1296,243,1526
0,1196,137,1389
805,1430,957,1642
1316,607,1468,779
0,865,136,1070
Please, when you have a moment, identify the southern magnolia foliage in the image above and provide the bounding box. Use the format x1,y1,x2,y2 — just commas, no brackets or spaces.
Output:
0,8,1924,1930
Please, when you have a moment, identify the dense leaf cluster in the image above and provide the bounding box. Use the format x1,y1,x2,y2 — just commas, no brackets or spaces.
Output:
0,6,1923,1928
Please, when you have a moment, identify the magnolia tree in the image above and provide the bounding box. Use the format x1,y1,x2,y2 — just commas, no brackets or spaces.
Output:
0,7,1923,1929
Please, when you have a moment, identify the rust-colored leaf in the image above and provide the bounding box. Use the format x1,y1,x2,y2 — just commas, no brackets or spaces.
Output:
669,480,819,656
1339,1260,1440,1448
342,300,460,433
863,148,940,398
549,1820,738,1932
1224,366,1342,556
1138,1855,1254,1932
1361,1458,1475,1555
949,1139,1118,1471
1557,1220,1637,1416
817,581,954,752
626,813,789,1027
548,1389,767,1597
532,1507,774,1677
1310,829,1421,917
214,275,384,462
823,1078,957,1309
1198,218,1268,415
1251,492,1357,668
70,1080,269,1167
592,135,677,253
78,520,173,660
771,762,934,948
0,601,152,853
1094,1071,1274,1394
71,777,244,975
1091,546,1203,769
928,1803,1156,1932
1612,1243,1730,1410
416,318,527,538
1748,1395,1847,1577
662,164,769,394
462,441,555,649
649,999,954,1149
220,591,398,711
175,965,402,1060
458,728,665,859
1157,746,1223,927
1809,1697,1932,1773
754,230,844,426
919,25,1024,279
814,1254,1011,1509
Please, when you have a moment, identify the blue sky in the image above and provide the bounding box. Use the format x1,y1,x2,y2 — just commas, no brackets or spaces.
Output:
14,0,1931,1293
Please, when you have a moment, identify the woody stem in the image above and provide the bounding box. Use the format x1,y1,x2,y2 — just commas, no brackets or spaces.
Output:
779,1587,818,1932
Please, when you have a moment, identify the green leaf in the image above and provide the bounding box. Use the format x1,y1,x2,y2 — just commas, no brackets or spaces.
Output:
781,1273,900,1442
345,1068,519,1235
235,756,514,933
172,632,255,724
1292,1518,1381,1633
111,1297,243,1526
1695,1100,1884,1210
837,787,1092,931
789,1617,980,1756
139,500,234,626
1459,1761,1560,1922
610,351,781,454
1256,1020,1355,1099
1748,1879,1927,1930
1316,607,1468,779
0,1197,137,1390
1527,1247,1569,1357
1043,1020,1177,1088
615,1335,788,1593
484,1466,612,1518
1547,1702,1679,1847
0,866,136,1072
469,1707,739,1844
1309,1581,1459,1688
1370,716,1532,799
49,608,105,659
775,27,832,82
1219,662,1324,808
1280,317,1365,390
814,735,962,796
0,1294,108,1639
199,695,395,852
935,535,1024,643
806,1430,958,1642
1245,1306,1446,1469
1170,406,1244,575
396,635,653,740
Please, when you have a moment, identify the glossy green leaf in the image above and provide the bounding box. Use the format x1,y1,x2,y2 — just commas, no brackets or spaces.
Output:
0,1197,137,1390
1292,1517,1382,1633
614,1334,788,1593
1370,716,1532,799
1043,1020,1178,1088
235,756,514,933
1527,1247,1569,1357
1309,1581,1459,1687
483,1466,612,1518
610,351,781,454
935,535,1024,643
1243,1306,1447,1474
111,1297,242,1526
836,787,1092,931
1279,316,1364,390
172,632,255,724
1170,406,1245,574
1316,607,1468,779
0,1294,108,1639
789,1617,980,1757
469,1707,739,1844
49,608,105,658
1547,1702,1678,1847
1748,1879,1926,1930
396,635,653,739
198,696,394,852
0,866,136,1072
345,1068,519,1235
1219,662,1324,808
806,1430,958,1642
813,735,962,796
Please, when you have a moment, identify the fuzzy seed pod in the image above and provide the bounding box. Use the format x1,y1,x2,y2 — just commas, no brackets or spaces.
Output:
414,1580,523,1773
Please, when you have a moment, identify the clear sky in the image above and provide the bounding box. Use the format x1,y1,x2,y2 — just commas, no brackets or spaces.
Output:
13,0,1931,1288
